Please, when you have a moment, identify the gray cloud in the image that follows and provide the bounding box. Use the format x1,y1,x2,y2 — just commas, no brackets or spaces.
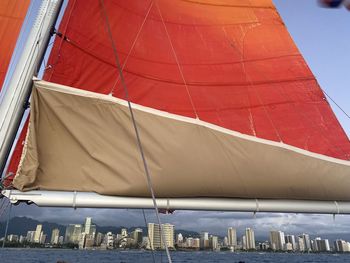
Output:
7,203,350,240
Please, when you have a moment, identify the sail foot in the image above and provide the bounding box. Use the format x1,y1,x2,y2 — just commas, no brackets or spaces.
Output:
12,80,350,201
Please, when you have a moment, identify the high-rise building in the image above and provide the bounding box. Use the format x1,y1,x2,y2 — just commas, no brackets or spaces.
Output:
186,237,194,248
40,234,47,244
26,231,35,243
209,235,219,250
223,236,228,247
84,217,92,235
302,233,311,252
79,233,86,249
147,223,174,250
65,224,82,244
315,238,330,252
245,228,255,250
131,228,143,246
7,235,18,242
285,242,293,251
242,235,247,250
335,239,350,252
227,227,237,247
121,228,128,238
297,236,305,252
148,223,161,250
84,234,95,249
270,231,285,251
19,235,25,243
193,238,200,249
34,224,43,243
285,235,296,250
95,232,104,246
105,232,114,249
311,239,317,252
51,228,60,245
200,232,209,249
176,233,183,245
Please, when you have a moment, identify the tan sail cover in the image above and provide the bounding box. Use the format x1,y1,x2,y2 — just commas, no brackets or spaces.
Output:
13,81,350,200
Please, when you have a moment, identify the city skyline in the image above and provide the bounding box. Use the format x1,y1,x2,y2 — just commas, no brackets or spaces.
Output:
2,216,350,253
1,215,349,245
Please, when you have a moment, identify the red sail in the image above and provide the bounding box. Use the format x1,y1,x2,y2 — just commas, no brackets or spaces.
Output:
3,118,28,187
8,0,350,183
1,0,30,184
43,0,350,159
0,0,30,90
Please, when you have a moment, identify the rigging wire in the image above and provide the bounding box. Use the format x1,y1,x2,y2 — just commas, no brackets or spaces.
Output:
0,200,10,220
322,88,350,120
110,1,154,96
1,203,12,248
155,2,199,120
0,199,6,214
142,209,156,263
99,1,172,262
47,0,77,81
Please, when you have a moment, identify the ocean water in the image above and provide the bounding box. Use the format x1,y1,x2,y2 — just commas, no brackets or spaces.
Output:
0,249,349,263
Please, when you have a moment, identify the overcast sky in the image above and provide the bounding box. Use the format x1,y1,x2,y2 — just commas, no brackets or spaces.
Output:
1,1,350,240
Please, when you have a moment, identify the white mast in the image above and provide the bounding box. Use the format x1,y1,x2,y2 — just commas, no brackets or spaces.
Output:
0,0,63,174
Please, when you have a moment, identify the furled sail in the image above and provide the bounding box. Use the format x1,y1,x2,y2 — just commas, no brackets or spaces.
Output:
13,80,350,200
9,0,350,200
0,0,30,90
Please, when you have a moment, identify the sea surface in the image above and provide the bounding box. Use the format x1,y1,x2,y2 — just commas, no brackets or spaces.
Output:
0,249,349,263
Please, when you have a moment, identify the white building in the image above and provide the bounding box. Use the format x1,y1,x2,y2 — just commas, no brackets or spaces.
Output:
285,235,296,250
84,217,92,235
227,227,237,247
297,236,305,252
106,232,114,249
200,232,209,249
26,231,35,243
51,228,60,245
33,224,43,243
176,233,183,245
7,235,18,242
315,238,330,252
302,233,311,251
65,224,82,244
269,231,285,251
147,223,174,250
209,235,219,250
245,228,255,250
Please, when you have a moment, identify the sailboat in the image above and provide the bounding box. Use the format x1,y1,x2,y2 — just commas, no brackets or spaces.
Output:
1,0,350,216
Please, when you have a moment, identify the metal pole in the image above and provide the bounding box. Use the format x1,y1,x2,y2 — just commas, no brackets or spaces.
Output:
0,0,63,175
2,190,350,215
